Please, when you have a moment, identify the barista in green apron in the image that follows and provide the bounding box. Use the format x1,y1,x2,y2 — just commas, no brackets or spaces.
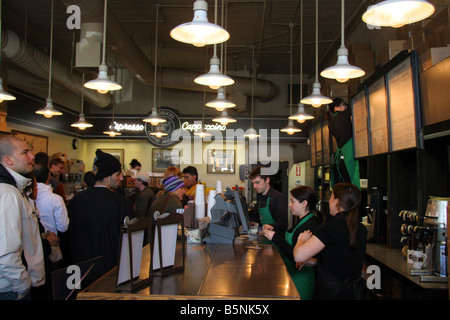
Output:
281,213,316,300
258,197,275,226
327,98,360,189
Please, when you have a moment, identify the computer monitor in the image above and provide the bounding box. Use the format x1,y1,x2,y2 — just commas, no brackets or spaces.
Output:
233,190,250,234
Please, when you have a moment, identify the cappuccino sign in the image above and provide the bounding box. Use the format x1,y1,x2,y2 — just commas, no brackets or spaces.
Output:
181,122,226,132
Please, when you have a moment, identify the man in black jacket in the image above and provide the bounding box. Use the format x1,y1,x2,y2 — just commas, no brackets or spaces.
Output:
67,149,134,280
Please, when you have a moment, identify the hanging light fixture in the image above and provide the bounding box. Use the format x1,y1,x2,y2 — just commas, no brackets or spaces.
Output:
36,0,62,118
84,0,122,94
143,5,166,128
0,1,15,102
244,46,260,140
321,0,365,83
281,23,301,136
205,86,236,111
362,0,435,28
301,0,332,108
170,0,230,47
71,74,93,130
290,1,314,124
103,96,121,137
212,110,236,126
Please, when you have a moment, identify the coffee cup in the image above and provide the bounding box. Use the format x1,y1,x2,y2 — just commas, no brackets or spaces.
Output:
411,250,427,270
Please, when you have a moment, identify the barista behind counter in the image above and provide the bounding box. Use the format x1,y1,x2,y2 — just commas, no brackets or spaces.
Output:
249,166,288,235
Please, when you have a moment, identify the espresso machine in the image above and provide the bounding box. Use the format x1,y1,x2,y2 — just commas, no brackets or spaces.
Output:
422,197,449,281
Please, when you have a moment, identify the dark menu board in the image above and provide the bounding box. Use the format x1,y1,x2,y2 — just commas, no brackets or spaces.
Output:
322,122,330,164
368,77,389,155
352,91,369,158
387,58,417,151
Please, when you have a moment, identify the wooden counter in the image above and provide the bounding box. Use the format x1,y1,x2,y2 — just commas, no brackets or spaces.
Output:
77,235,300,300
365,243,448,299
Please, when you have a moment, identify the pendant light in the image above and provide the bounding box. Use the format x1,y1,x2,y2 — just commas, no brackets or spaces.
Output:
170,0,230,47
212,110,236,126
300,0,332,108
103,96,121,137
143,5,166,127
194,1,234,89
36,0,62,118
84,0,122,94
320,0,365,83
71,74,93,130
205,86,236,111
362,0,435,28
244,46,260,139
289,1,313,124
281,23,301,136
0,1,15,102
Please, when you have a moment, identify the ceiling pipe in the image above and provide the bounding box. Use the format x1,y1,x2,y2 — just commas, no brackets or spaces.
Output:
1,29,111,108
60,0,277,101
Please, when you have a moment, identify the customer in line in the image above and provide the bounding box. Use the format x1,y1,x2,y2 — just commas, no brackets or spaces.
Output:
263,185,321,300
148,175,185,218
48,157,67,201
133,172,155,217
293,182,367,300
0,137,45,300
68,149,135,279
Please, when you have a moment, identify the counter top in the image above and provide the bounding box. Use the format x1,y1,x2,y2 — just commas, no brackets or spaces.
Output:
77,235,300,300
365,243,448,292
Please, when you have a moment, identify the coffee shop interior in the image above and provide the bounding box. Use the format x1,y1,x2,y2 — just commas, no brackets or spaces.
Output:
0,0,449,300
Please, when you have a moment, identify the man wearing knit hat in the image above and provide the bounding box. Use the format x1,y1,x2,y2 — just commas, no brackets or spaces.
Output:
148,175,185,219
67,149,134,279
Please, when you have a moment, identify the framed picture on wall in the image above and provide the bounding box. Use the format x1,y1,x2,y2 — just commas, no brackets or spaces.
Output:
12,130,48,154
152,148,180,172
100,149,125,169
207,149,235,174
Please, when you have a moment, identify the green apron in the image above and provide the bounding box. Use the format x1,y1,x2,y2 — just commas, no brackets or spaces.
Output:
331,138,360,189
281,213,316,300
258,196,275,226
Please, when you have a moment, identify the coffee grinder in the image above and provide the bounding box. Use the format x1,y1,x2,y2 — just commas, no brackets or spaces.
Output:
423,197,448,280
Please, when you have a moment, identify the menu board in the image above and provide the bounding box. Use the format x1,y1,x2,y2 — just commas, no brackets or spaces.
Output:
368,77,389,155
387,58,417,151
352,91,369,158
310,127,316,167
322,122,330,164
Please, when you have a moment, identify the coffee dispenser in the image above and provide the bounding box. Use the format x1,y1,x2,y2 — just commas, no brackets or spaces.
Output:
423,197,448,278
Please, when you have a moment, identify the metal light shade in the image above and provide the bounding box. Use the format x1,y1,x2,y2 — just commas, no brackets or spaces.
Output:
35,98,62,118
194,56,234,89
362,0,435,28
289,104,314,123
170,0,230,47
103,121,122,136
0,79,15,102
212,110,236,125
320,47,365,83
243,126,260,139
84,63,122,94
194,130,212,138
143,109,167,126
150,130,168,138
280,119,301,135
206,87,236,111
71,113,93,130
301,82,332,108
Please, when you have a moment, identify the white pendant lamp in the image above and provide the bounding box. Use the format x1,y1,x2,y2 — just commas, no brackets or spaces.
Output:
289,1,314,124
71,74,93,130
36,0,62,118
205,86,236,111
0,1,15,102
301,0,332,108
150,130,168,138
143,5,166,127
244,46,260,139
84,0,122,94
321,0,365,83
212,110,236,126
281,23,301,136
362,0,435,28
103,97,121,137
170,0,230,47
194,49,234,89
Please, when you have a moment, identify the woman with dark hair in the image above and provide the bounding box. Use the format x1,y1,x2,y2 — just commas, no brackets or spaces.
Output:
263,185,321,300
293,183,367,300
327,98,360,188
129,159,142,173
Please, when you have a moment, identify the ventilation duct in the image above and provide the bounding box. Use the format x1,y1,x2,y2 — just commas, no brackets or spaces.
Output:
1,29,111,108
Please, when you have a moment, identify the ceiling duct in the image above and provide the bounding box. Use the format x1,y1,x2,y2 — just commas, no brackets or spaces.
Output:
61,0,277,102
1,29,111,108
